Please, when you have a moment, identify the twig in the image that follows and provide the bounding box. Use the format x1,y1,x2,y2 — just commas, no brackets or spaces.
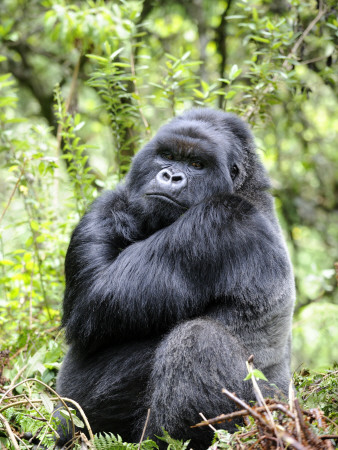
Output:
193,403,294,427
0,162,26,225
0,397,58,414
275,427,307,450
9,346,27,361
0,378,76,439
0,413,20,449
79,432,93,448
199,412,217,432
8,364,28,390
243,0,327,122
54,50,82,214
36,408,58,449
56,52,82,154
294,398,325,448
22,394,48,423
26,426,43,445
29,260,34,328
289,380,302,441
246,356,281,449
221,388,271,429
303,370,338,401
321,415,338,431
221,387,313,450
247,434,278,450
23,196,51,320
59,397,94,442
138,408,151,449
246,356,263,407
285,0,327,65
301,54,332,65
130,44,151,135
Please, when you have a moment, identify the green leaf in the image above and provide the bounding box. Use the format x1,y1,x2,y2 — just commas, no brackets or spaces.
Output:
40,392,54,414
0,259,14,266
228,65,242,81
251,35,270,44
244,369,268,381
252,8,258,22
73,121,85,131
225,90,236,99
59,409,84,428
30,220,39,232
193,89,205,99
181,51,191,61
110,47,124,60
266,20,275,31
86,54,109,63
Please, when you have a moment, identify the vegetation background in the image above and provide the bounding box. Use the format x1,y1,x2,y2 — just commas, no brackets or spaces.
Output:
0,0,337,448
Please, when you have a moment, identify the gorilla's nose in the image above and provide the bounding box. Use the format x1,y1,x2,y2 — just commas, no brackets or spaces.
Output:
156,169,187,190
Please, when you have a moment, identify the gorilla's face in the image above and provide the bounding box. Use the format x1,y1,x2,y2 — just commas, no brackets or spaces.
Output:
126,109,268,228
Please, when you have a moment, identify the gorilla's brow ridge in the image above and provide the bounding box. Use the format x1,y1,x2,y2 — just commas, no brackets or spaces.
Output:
156,134,214,158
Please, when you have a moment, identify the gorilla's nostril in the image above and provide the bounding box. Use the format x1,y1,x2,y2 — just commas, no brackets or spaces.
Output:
172,175,183,183
156,168,187,189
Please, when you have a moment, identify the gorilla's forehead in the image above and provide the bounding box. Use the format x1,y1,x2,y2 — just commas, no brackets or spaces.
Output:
155,121,243,161
156,133,214,158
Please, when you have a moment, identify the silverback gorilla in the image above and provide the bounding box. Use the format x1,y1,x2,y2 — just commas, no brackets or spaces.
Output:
56,108,295,448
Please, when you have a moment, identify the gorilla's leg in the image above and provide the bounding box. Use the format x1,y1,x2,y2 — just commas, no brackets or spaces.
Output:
145,318,253,449
55,340,157,446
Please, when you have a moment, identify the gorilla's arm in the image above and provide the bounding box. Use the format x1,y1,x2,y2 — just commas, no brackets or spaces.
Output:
63,193,291,351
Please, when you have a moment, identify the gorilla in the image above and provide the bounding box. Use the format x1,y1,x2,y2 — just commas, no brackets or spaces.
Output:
56,108,295,448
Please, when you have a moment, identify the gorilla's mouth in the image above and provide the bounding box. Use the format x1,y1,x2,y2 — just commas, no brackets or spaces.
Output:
145,193,187,208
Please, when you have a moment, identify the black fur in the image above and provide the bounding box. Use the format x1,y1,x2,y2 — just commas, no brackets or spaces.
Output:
56,108,295,448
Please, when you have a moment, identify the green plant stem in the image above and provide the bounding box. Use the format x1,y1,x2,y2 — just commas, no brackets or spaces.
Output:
23,196,51,320
0,162,26,226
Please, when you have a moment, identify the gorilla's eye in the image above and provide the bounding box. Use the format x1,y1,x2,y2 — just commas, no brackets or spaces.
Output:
231,164,239,180
191,161,204,169
161,153,174,160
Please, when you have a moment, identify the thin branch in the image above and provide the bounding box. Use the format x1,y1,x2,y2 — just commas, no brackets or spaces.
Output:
215,0,234,108
247,434,278,450
23,196,51,320
0,162,26,225
246,357,276,429
0,398,59,414
244,0,327,122
294,398,325,447
130,45,151,136
0,413,20,450
56,52,82,154
286,0,327,63
221,388,270,428
138,408,151,449
301,54,332,65
0,378,76,439
193,403,294,428
8,364,28,390
199,412,217,432
302,369,338,401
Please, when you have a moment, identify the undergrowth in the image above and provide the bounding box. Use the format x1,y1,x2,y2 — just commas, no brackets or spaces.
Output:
0,351,337,449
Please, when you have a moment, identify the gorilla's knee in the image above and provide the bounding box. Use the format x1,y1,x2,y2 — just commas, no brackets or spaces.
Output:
146,319,251,448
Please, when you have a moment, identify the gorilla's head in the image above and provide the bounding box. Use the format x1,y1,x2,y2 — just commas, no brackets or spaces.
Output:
126,108,270,228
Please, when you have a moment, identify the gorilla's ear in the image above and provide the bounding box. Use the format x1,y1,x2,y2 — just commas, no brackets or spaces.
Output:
220,113,254,149
220,115,272,193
